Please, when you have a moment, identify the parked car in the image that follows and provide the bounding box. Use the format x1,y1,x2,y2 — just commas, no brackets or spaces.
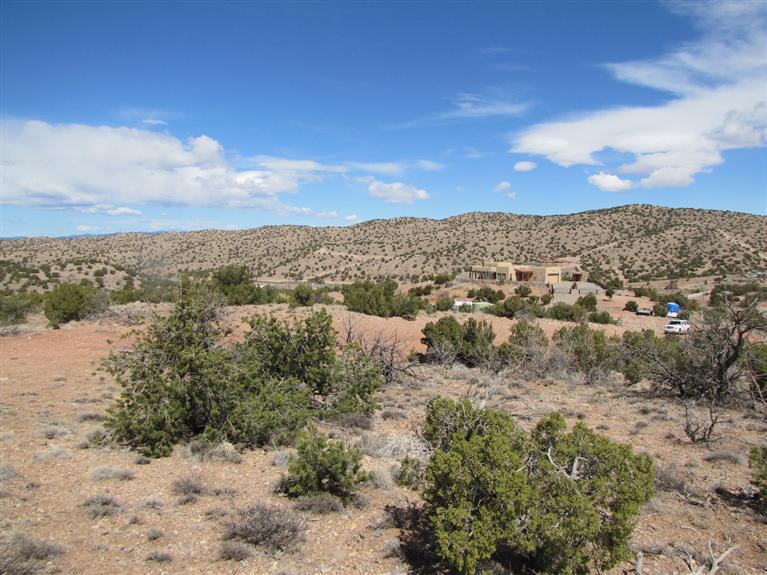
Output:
664,319,691,334
636,307,654,316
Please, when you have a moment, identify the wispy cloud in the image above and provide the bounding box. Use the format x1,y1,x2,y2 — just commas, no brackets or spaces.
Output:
118,107,178,127
76,205,143,216
444,146,487,160
347,159,445,175
347,162,404,176
414,159,445,171
511,0,766,191
394,92,530,129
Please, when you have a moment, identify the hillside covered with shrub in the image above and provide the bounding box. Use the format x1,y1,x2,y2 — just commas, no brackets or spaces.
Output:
3,205,766,284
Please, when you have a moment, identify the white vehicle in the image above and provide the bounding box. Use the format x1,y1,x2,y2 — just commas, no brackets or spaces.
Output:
664,319,691,335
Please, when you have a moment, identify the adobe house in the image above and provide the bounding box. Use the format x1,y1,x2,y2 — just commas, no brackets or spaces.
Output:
469,261,564,284
469,261,589,285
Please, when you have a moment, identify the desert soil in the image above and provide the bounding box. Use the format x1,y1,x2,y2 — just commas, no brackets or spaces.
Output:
1,304,766,574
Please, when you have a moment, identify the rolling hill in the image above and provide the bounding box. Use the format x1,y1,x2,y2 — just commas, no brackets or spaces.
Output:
2,205,766,284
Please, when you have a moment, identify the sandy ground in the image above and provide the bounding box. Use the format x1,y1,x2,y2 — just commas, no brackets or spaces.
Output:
1,305,765,574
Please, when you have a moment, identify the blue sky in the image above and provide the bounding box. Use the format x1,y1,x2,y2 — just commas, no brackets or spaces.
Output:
1,0,765,237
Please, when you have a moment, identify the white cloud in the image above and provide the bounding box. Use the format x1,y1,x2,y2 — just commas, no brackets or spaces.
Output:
76,224,101,233
493,181,511,193
587,171,634,192
366,179,430,204
345,214,360,222
0,120,356,218
142,118,168,126
513,161,537,172
511,0,766,189
396,92,530,128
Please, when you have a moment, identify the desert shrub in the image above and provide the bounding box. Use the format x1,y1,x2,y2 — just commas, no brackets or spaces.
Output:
623,300,638,312
421,398,654,575
470,286,505,303
291,283,332,307
396,455,426,489
0,293,41,326
105,281,381,457
545,302,587,323
44,283,104,328
493,295,522,318
588,310,616,325
710,282,767,306
750,446,767,509
497,319,548,367
325,344,383,417
434,273,453,285
611,329,659,385
653,302,668,317
553,323,609,383
435,296,455,311
225,504,305,553
211,265,259,305
242,310,336,395
342,279,424,318
575,293,597,311
279,430,369,502
104,281,234,456
745,342,767,397
540,293,553,305
621,298,766,402
514,285,531,297
421,317,497,368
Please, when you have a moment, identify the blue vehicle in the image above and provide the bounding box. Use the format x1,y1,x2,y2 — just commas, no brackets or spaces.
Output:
666,302,681,318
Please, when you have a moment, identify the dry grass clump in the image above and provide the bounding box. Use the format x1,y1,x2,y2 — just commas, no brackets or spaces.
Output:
703,451,743,464
146,528,163,541
33,447,70,462
293,493,344,514
82,495,121,518
145,550,172,562
0,532,67,575
219,540,254,561
172,475,207,496
42,426,67,439
359,432,431,461
144,496,165,510
183,439,242,464
224,504,306,553
0,464,21,482
77,412,104,422
90,466,135,481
